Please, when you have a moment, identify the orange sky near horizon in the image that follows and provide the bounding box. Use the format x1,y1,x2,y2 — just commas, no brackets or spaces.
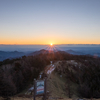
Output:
0,0,100,45
0,38,100,45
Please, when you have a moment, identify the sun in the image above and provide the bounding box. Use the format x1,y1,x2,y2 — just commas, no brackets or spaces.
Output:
50,43,53,46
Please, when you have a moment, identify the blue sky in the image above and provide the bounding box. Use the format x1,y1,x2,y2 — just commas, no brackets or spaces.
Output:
0,0,100,44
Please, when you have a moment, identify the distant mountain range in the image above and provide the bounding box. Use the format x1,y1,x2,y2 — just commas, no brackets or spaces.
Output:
0,51,26,61
66,50,84,55
29,49,49,56
66,49,100,57
29,49,58,56
0,47,100,61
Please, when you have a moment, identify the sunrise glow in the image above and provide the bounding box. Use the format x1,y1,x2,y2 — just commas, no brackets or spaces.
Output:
0,0,100,45
50,43,53,46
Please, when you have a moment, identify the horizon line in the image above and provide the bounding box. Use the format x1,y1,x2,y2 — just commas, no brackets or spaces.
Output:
0,44,100,45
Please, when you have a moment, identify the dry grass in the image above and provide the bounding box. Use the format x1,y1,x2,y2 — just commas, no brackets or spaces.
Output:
1,61,100,100
1,97,100,100
47,72,67,98
46,61,78,98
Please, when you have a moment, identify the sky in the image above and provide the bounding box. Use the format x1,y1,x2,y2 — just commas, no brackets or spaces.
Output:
0,0,100,45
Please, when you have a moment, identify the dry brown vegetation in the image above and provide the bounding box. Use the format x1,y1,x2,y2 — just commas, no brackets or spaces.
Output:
0,50,100,99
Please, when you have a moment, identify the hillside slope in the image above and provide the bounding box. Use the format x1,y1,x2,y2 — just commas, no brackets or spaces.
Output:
46,61,78,99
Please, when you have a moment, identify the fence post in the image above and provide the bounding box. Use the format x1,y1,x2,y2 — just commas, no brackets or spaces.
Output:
34,79,36,100
44,77,47,100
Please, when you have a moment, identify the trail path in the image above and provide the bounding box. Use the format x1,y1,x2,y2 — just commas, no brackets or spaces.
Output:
25,62,56,95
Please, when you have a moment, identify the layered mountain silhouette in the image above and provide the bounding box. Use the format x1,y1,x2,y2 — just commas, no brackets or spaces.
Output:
66,49,84,55
0,51,26,61
0,48,100,61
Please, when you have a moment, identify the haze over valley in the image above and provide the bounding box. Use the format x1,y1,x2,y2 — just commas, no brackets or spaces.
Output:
0,44,100,61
